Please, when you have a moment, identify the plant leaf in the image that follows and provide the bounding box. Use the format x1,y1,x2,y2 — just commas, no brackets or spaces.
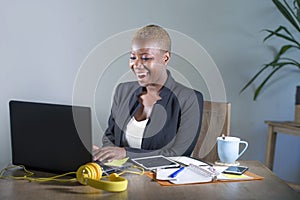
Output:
253,64,287,100
253,60,300,100
272,0,300,32
273,44,300,62
283,0,300,25
296,0,300,8
241,0,300,100
240,65,270,94
280,57,300,68
281,57,300,63
268,61,298,67
263,26,295,41
263,28,300,46
296,0,300,23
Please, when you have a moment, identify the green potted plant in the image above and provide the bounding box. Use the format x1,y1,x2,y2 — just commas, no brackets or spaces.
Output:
241,0,300,100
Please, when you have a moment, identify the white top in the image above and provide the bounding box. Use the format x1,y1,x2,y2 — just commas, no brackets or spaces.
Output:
125,117,148,148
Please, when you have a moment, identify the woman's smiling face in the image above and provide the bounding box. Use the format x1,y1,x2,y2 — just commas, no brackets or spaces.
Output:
129,39,170,87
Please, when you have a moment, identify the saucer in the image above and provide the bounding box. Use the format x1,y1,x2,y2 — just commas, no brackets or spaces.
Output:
214,160,240,166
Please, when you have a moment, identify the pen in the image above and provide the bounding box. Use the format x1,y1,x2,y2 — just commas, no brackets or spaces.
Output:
168,166,185,178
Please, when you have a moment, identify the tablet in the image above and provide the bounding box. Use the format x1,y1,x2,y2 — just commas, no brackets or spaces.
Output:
131,155,179,170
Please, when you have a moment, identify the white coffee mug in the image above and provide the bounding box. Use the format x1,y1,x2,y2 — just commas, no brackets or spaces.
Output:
217,136,248,163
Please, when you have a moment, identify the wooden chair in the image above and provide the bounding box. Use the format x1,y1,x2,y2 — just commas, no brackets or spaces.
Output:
192,101,231,163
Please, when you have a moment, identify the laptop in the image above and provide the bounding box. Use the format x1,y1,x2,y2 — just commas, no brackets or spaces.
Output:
9,100,93,173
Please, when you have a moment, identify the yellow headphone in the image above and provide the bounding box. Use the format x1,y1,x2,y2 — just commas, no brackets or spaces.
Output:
76,162,128,192
0,162,139,193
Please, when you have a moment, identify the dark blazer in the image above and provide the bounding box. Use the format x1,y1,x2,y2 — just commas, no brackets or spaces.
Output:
102,71,203,158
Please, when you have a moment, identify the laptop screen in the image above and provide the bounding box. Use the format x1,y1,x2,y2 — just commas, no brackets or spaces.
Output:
9,100,93,173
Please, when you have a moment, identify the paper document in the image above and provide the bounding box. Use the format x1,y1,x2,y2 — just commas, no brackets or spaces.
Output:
168,156,209,166
217,173,252,180
105,157,129,167
155,163,254,184
156,168,181,180
156,164,218,184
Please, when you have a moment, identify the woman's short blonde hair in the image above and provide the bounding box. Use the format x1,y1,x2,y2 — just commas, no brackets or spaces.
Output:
132,24,171,52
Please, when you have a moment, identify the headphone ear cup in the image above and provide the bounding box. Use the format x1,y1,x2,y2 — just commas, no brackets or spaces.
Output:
76,162,102,185
76,162,128,192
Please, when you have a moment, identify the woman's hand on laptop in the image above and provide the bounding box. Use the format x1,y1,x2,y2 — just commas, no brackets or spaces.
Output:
93,145,126,163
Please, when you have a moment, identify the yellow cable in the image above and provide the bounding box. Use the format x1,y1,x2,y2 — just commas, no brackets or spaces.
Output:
0,165,76,182
117,165,145,176
0,164,144,183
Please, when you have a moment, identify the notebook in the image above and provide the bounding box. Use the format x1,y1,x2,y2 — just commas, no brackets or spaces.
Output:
155,164,255,184
156,164,218,184
9,100,93,173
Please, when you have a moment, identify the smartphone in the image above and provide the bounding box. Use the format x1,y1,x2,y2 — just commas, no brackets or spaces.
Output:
223,166,249,175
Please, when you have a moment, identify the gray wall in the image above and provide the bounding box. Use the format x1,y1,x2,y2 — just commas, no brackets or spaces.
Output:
1,0,299,183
